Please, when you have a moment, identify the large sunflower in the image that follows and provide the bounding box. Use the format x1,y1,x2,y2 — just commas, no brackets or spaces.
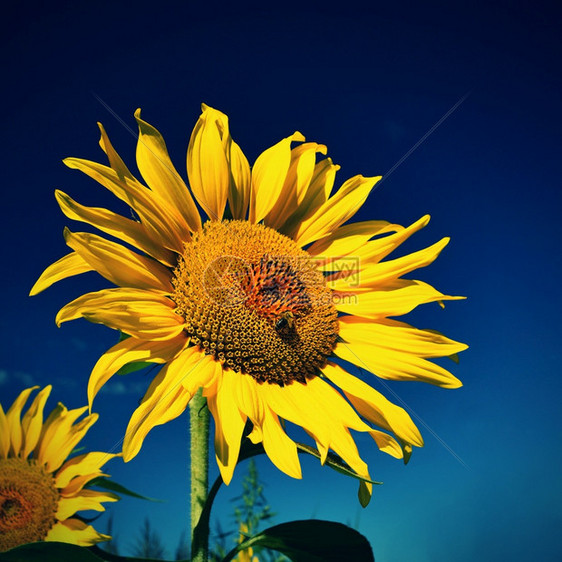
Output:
31,104,466,504
0,385,119,551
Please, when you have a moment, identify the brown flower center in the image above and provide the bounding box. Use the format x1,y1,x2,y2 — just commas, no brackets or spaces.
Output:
173,220,339,385
0,458,59,552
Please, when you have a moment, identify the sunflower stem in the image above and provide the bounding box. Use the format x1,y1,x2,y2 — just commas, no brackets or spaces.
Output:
190,388,210,562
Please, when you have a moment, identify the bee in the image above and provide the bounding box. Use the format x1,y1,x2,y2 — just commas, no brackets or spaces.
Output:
275,311,295,332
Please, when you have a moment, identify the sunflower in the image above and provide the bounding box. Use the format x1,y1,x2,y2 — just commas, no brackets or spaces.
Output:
0,385,119,552
31,104,466,505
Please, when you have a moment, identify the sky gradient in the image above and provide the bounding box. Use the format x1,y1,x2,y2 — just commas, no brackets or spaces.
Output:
2,1,561,560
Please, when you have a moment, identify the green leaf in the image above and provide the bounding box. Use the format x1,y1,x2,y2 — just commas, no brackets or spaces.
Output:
0,542,104,562
87,477,164,502
227,520,375,562
448,352,460,364
115,361,153,376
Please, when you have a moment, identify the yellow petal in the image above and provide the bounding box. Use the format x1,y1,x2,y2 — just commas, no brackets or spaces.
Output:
46,518,110,546
334,279,465,319
0,404,9,459
207,370,246,484
56,287,171,325
335,338,462,388
262,376,369,454
323,362,423,447
260,408,302,479
56,489,119,521
331,237,450,290
307,220,403,262
355,215,430,265
55,190,175,266
282,157,340,234
264,142,327,231
135,109,202,232
64,157,187,253
6,386,38,456
97,122,136,181
21,385,52,458
29,252,93,296
369,430,403,459
88,334,187,410
293,174,381,247
56,451,119,489
226,135,251,220
233,373,266,426
186,104,231,221
249,131,305,223
63,229,173,292
122,346,212,461
338,316,468,358
56,288,184,341
59,472,109,497
39,409,98,473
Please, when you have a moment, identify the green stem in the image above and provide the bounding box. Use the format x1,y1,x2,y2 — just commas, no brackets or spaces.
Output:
190,388,210,562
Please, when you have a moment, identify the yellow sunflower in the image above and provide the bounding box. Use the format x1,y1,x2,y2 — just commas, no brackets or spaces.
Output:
31,104,466,505
0,385,119,552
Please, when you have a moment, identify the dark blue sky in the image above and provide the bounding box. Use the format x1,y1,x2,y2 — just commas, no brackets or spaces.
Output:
2,1,561,560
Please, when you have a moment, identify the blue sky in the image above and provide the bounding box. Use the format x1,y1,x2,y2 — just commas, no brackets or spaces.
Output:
2,1,561,560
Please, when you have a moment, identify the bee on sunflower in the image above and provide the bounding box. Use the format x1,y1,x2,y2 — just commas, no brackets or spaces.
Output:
31,104,466,508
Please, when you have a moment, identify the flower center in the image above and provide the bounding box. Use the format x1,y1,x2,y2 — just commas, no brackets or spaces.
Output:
0,458,59,552
173,221,339,385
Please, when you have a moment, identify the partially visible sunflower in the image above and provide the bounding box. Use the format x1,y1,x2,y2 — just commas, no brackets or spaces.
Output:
0,386,119,551
31,104,466,505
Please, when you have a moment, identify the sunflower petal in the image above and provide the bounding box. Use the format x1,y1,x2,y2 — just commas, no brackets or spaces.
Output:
249,131,305,223
207,370,246,484
63,229,173,292
282,157,341,235
293,174,382,247
63,157,187,253
98,122,136,180
56,451,119,489
330,237,450,290
56,288,184,341
335,338,462,388
187,104,231,221
135,109,201,232
226,136,251,220
56,489,119,521
307,220,403,262
38,409,99,473
122,346,212,461
323,362,423,447
264,142,327,231
261,408,302,479
55,190,175,266
46,518,110,546
88,334,187,409
355,215,430,264
21,385,52,458
334,279,465,319
56,288,172,325
6,386,38,456
59,473,109,497
0,404,9,459
369,430,404,459
29,252,93,296
338,316,468,358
